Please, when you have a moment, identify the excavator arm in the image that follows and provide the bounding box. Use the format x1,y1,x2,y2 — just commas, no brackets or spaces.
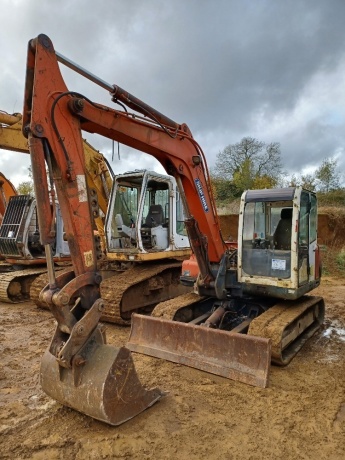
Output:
24,35,162,425
0,111,28,153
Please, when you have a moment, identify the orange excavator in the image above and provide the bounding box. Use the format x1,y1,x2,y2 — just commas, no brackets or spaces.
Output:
0,171,17,223
0,110,190,310
0,112,21,221
23,34,324,425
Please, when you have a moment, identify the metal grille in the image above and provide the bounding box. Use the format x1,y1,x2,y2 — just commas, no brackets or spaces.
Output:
0,195,31,256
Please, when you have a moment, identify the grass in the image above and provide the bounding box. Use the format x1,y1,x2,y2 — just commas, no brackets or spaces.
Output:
320,245,345,278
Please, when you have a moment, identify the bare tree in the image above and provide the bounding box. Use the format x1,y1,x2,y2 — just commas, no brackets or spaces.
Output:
213,137,283,195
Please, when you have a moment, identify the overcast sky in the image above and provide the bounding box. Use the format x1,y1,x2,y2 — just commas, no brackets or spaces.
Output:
1,0,345,187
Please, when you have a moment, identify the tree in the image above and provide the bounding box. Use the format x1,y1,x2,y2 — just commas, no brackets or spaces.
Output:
16,167,35,196
315,157,341,192
213,137,283,196
17,180,34,196
288,173,316,191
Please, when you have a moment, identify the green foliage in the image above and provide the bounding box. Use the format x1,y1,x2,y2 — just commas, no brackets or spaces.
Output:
17,180,34,196
210,176,238,204
213,137,283,197
321,245,345,278
252,174,278,190
317,188,345,207
336,250,345,270
315,157,341,192
288,157,342,196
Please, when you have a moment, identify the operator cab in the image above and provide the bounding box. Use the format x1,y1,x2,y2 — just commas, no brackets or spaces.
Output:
238,187,321,299
105,170,189,258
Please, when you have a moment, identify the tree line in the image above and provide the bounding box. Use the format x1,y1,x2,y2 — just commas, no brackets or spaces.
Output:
211,136,343,206
17,137,343,208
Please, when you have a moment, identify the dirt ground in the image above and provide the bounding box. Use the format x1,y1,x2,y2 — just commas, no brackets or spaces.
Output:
1,277,345,460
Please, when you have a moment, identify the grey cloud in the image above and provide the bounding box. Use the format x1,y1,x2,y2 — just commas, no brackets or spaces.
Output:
1,0,345,184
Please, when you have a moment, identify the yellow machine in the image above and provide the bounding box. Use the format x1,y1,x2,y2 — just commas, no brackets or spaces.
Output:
0,110,113,301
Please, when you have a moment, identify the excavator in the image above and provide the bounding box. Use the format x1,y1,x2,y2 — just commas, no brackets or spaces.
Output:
0,170,17,272
22,34,324,425
0,171,17,223
101,168,191,324
0,109,112,249
0,112,22,217
0,110,111,302
0,110,191,311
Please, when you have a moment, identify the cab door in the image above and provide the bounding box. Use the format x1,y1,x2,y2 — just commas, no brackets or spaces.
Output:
298,191,317,286
298,191,310,285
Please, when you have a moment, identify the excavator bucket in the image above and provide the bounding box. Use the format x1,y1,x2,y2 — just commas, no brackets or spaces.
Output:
127,314,271,388
40,327,162,425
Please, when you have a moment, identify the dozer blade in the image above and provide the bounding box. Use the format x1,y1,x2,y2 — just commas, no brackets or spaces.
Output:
40,328,162,426
127,314,271,388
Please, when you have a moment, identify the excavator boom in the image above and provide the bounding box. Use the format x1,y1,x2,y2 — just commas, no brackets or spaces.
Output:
0,111,28,153
24,35,162,425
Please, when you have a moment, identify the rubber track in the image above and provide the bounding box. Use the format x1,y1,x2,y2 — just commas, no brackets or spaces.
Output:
100,262,183,325
248,295,324,365
0,268,48,303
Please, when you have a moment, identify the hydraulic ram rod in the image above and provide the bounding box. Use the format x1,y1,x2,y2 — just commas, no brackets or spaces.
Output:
55,51,179,129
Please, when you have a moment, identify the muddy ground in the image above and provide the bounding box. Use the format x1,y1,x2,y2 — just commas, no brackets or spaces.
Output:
1,276,345,459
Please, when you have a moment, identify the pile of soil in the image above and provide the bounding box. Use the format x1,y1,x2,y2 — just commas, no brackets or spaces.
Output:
218,213,345,248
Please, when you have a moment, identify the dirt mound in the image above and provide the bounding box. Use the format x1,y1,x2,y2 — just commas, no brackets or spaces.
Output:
318,213,345,247
218,213,345,247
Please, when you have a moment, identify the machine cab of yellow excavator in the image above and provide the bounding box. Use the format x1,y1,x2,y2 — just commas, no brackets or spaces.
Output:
238,186,321,300
105,170,190,258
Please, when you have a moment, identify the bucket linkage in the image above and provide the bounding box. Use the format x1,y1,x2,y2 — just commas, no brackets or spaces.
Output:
39,270,162,426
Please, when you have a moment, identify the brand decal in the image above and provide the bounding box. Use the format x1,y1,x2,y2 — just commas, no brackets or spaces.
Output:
195,178,209,212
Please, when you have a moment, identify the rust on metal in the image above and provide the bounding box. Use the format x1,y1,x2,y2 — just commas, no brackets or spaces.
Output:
248,295,325,365
0,267,47,303
41,327,162,425
127,314,271,388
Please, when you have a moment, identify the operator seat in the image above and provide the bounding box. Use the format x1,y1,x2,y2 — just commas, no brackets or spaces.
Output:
144,204,164,228
274,208,293,250
141,204,165,249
